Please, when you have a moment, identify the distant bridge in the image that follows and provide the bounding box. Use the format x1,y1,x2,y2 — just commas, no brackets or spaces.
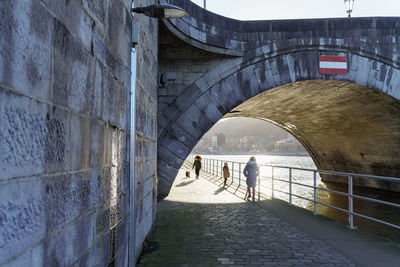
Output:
157,0,400,198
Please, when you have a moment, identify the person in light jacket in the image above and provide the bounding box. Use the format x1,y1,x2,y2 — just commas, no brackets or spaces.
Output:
222,162,230,187
243,156,259,201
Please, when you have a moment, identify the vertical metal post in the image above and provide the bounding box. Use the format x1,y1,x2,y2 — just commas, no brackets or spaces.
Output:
313,171,318,215
213,159,215,175
258,167,260,201
271,166,274,199
231,162,234,183
239,163,242,186
348,175,354,229
289,168,292,205
204,0,206,9
128,47,137,266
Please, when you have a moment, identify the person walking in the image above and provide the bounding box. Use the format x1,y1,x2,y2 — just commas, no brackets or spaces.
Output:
243,156,258,201
222,162,230,188
193,155,202,179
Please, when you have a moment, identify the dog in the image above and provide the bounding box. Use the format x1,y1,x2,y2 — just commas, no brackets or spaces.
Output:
185,171,191,178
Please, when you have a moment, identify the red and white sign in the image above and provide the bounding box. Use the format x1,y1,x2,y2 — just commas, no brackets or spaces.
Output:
319,56,347,75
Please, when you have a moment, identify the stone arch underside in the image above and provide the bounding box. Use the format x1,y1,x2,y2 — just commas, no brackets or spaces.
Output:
157,45,400,198
226,80,400,189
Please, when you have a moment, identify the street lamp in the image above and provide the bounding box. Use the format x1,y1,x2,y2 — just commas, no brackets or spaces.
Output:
130,3,187,46
131,3,187,18
344,0,354,18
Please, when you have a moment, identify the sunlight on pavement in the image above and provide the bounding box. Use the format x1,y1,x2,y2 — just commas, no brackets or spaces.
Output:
164,168,244,204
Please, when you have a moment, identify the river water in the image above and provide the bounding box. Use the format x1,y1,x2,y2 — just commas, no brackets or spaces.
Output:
200,154,400,243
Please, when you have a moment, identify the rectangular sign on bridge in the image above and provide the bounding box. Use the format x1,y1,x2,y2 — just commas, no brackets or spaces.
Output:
319,56,347,75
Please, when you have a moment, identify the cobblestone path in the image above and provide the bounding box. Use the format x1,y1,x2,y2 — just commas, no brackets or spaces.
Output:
138,165,355,267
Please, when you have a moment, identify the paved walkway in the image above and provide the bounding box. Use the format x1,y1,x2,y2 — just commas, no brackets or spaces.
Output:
138,163,400,266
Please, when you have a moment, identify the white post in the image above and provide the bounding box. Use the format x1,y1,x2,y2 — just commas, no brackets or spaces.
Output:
289,168,292,205
231,162,234,183
271,166,274,199
239,163,242,186
213,159,215,175
349,175,354,229
313,171,318,215
258,168,261,201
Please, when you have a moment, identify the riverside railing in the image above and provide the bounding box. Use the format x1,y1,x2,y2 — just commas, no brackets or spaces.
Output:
188,155,400,231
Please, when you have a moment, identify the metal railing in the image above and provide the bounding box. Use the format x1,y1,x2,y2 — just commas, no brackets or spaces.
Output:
188,155,400,231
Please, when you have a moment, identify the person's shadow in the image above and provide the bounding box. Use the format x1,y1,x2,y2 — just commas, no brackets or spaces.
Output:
175,180,195,187
213,187,225,195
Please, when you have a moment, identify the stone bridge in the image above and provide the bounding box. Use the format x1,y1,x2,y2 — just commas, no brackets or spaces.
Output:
157,0,400,198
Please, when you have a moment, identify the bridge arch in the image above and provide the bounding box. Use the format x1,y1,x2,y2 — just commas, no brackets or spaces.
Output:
157,41,400,198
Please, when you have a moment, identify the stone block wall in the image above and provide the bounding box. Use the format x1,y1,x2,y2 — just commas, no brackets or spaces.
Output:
158,57,232,116
0,0,158,265
133,0,159,258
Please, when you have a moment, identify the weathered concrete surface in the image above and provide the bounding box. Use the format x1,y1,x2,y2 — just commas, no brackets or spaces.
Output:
0,0,158,265
157,0,400,198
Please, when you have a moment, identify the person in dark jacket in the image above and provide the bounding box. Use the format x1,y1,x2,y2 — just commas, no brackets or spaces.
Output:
243,156,258,201
193,155,202,179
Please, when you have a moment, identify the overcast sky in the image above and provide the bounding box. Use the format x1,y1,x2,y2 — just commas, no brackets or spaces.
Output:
190,0,400,20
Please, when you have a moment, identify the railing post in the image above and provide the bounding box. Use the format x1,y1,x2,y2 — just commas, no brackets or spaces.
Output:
313,171,318,215
213,159,215,175
348,175,355,229
258,167,260,201
271,166,274,199
289,168,292,205
231,162,234,183
239,163,241,186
